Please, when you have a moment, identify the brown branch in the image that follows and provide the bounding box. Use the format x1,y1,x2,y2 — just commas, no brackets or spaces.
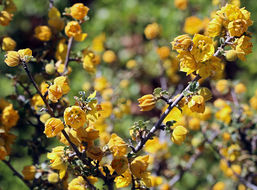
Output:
82,176,97,190
61,37,74,76
21,61,54,116
2,160,32,189
131,74,201,154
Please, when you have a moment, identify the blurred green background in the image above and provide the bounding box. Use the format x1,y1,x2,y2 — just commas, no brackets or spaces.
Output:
1,0,257,189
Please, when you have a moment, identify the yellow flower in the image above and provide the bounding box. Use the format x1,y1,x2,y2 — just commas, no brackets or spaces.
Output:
177,51,198,75
22,165,36,180
68,176,86,190
160,184,171,190
48,7,64,31
47,146,67,179
76,125,99,143
130,155,150,178
40,113,51,124
144,137,167,154
44,118,64,138
137,94,156,111
0,11,13,26
4,51,20,67
250,96,257,110
238,184,246,190
156,46,170,60
31,94,44,111
171,125,188,145
111,156,128,175
207,15,223,37
234,83,246,94
174,0,188,10
86,145,103,161
54,76,70,94
2,37,16,51
212,181,225,190
70,3,89,20
188,95,205,113
17,48,32,62
56,64,72,75
216,79,229,94
215,105,232,124
198,87,212,101
222,132,231,141
114,169,132,188
225,50,238,61
183,16,203,35
64,106,86,129
1,104,19,129
233,35,252,61
45,63,55,75
171,34,192,52
65,21,87,41
189,117,201,130
149,176,163,187
228,19,248,37
47,172,59,183
144,22,160,40
191,34,214,63
48,84,63,103
197,56,223,79
100,101,113,118
94,76,109,92
83,51,98,73
55,39,67,61
126,59,137,69
92,33,106,52
107,133,127,157
34,25,52,41
102,50,116,64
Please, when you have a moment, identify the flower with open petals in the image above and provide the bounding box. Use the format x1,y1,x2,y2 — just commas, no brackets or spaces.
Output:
64,106,86,129
44,118,64,138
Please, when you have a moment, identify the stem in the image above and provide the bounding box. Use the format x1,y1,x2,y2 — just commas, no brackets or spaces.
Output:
61,37,74,76
21,61,54,116
82,176,97,190
3,160,32,189
131,75,201,153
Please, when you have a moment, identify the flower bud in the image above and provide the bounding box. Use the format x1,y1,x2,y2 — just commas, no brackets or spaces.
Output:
22,165,36,180
34,25,52,41
138,94,156,111
70,3,89,20
2,37,16,51
103,50,116,64
45,63,55,75
171,125,188,145
4,51,20,67
0,11,13,26
225,50,237,62
171,34,192,52
144,22,160,40
44,118,64,138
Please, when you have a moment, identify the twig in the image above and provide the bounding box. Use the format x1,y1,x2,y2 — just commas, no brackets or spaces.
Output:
2,160,32,189
21,61,54,116
61,37,74,76
82,176,97,190
131,75,201,153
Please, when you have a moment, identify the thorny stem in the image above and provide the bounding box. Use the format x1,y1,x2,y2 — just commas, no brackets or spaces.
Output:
21,61,54,116
2,160,32,189
61,37,74,76
131,74,201,154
